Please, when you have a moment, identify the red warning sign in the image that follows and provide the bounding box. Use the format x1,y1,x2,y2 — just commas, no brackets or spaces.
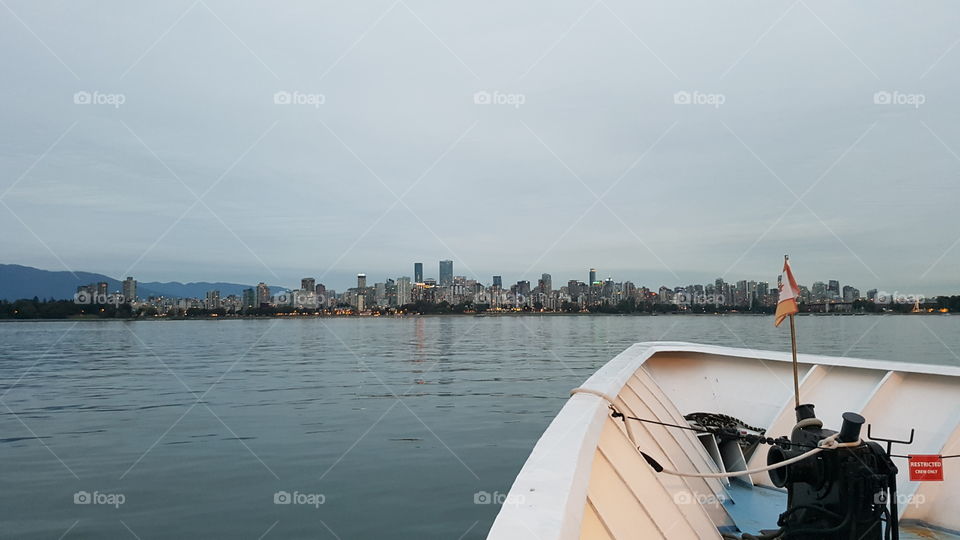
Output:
908,455,944,482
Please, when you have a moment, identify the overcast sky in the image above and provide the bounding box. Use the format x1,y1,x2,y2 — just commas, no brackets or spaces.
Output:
2,1,959,293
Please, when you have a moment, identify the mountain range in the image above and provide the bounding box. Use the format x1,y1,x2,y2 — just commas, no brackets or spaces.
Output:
0,264,283,301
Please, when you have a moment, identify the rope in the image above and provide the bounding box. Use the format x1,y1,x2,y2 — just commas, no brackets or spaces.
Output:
569,388,949,476
616,413,704,433
645,446,823,478
641,433,863,479
569,387,619,404
570,387,639,446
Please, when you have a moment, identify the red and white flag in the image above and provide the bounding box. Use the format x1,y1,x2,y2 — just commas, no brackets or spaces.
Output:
774,257,801,327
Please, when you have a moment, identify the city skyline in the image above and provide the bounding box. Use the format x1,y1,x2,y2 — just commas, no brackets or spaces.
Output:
73,257,931,308
13,256,943,302
5,256,956,299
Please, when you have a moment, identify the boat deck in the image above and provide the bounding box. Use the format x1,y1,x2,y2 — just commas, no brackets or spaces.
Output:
724,482,960,540
489,343,960,540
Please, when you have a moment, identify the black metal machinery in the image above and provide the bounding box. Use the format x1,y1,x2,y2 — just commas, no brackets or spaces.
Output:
766,404,899,539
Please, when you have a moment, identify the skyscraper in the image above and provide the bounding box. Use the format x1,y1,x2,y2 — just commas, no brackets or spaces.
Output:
374,282,386,306
492,275,502,288
515,280,531,297
396,277,411,306
812,281,827,300
589,268,597,285
842,286,859,302
828,280,840,298
122,276,137,303
540,273,552,293
301,278,316,292
439,260,453,286
205,290,221,310
256,282,270,307
414,262,423,283
357,274,367,289
242,288,255,309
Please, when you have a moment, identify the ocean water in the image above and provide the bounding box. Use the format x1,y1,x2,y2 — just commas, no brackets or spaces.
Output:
0,315,957,539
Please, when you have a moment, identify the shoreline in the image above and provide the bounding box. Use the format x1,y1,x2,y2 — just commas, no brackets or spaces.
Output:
0,311,948,322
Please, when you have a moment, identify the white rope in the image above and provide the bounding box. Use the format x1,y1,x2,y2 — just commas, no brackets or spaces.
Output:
570,387,639,446
649,433,863,478
569,387,864,480
570,387,619,404
652,446,823,478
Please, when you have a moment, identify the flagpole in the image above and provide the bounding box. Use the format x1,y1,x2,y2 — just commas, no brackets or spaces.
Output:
789,313,800,410
783,254,801,410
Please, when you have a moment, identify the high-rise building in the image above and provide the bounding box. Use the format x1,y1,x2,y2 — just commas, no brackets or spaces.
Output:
828,280,840,297
396,277,412,306
205,290,221,310
374,282,386,306
414,263,423,283
589,268,597,285
540,273,552,293
97,282,109,297
492,275,502,288
301,278,316,292
567,280,585,300
357,274,367,289
515,280,531,296
242,288,256,309
315,283,327,306
384,279,397,306
256,282,270,307
842,286,859,302
659,286,673,303
811,281,827,300
602,278,615,299
122,276,137,303
439,260,453,286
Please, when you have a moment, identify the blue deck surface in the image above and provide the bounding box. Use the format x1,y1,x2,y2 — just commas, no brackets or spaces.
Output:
723,480,786,536
723,481,958,539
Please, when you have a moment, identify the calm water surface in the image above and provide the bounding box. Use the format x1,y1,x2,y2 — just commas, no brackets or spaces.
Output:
1,315,957,538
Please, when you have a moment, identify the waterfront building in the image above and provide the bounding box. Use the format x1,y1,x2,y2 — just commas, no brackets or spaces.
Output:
514,280,531,297
357,274,367,289
256,282,271,307
540,273,552,293
396,277,412,306
842,285,860,302
828,280,840,297
205,290,221,310
315,283,327,306
242,288,255,309
659,286,672,303
414,263,423,283
374,282,386,306
439,260,453,286
811,281,827,301
122,276,137,303
301,278,315,292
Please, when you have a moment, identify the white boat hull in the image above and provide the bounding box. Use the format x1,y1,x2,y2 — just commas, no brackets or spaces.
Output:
489,342,960,539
